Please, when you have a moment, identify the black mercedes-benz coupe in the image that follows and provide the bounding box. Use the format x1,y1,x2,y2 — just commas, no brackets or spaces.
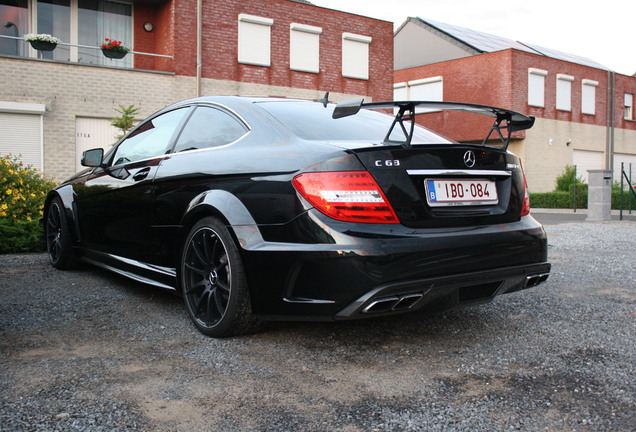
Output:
43,96,550,337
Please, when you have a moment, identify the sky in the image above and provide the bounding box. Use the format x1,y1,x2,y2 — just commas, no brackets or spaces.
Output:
310,0,636,76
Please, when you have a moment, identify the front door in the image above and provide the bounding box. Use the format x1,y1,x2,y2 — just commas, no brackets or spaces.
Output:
73,107,191,261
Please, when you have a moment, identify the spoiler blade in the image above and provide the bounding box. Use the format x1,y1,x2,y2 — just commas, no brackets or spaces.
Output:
332,100,535,149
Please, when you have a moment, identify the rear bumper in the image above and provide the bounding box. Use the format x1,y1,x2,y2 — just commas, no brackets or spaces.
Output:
334,262,551,319
241,214,550,320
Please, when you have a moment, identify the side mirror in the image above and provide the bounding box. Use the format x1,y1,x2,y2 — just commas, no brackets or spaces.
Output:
81,148,104,167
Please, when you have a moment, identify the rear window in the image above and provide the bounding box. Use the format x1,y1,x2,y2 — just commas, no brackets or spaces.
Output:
256,101,454,144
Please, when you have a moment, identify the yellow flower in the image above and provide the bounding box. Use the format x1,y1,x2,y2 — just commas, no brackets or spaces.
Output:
5,189,11,195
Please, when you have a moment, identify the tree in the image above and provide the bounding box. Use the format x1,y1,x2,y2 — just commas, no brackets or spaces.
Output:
111,104,140,142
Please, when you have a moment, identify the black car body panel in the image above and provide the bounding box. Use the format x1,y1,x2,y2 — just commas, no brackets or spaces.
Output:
44,96,549,333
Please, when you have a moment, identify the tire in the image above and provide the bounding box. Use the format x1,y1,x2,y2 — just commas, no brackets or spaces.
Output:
45,197,77,269
180,217,258,337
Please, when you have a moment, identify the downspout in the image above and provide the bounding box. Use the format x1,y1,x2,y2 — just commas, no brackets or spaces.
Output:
605,70,612,170
196,0,202,97
610,71,615,174
606,70,615,173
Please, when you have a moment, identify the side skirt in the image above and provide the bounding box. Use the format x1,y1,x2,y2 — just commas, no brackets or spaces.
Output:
79,248,178,291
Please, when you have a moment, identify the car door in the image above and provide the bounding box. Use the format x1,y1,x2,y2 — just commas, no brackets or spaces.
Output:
74,106,192,260
148,104,251,265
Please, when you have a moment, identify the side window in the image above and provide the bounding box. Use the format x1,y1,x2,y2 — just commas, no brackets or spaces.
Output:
112,107,188,166
173,106,248,152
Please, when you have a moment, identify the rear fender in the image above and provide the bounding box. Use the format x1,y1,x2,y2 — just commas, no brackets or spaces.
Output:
180,189,264,251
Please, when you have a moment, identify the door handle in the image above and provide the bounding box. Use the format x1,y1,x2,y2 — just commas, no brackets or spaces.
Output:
133,168,151,181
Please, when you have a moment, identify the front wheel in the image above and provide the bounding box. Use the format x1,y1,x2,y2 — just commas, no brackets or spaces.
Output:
180,217,258,337
45,197,77,269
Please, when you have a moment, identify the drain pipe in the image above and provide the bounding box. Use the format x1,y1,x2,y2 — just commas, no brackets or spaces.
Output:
196,0,202,97
610,71,615,174
606,70,611,170
606,70,615,173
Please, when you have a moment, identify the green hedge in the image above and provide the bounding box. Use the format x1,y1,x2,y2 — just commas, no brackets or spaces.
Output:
530,187,636,210
0,219,43,254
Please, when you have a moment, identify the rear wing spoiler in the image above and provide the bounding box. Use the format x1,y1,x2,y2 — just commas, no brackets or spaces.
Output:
332,99,535,150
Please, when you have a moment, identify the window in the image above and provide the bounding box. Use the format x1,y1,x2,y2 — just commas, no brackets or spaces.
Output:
556,74,574,111
112,108,188,165
290,23,321,73
393,82,407,101
528,68,547,108
0,102,46,170
256,101,453,144
238,14,273,67
174,106,248,153
0,0,29,57
78,0,132,66
1,0,133,65
37,0,71,62
582,79,598,115
408,77,443,113
625,93,634,120
342,32,371,80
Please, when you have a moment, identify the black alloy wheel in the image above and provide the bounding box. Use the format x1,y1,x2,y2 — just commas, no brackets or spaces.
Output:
45,197,76,269
181,217,257,337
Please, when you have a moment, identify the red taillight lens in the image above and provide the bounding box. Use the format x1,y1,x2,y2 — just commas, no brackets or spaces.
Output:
292,171,399,224
521,173,531,216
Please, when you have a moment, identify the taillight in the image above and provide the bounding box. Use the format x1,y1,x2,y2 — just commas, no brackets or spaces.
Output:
521,172,531,216
292,171,399,223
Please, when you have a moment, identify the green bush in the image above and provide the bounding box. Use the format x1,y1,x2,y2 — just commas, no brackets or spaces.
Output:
0,154,57,253
555,165,585,192
530,187,635,210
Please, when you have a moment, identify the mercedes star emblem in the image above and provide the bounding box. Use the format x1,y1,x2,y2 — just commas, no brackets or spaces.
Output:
463,150,476,168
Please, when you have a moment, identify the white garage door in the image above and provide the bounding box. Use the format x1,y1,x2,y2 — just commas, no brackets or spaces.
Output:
0,112,43,170
573,150,604,183
614,153,636,184
75,117,118,171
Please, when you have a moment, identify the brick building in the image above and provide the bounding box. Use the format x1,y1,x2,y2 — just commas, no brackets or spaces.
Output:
394,17,636,192
0,0,393,181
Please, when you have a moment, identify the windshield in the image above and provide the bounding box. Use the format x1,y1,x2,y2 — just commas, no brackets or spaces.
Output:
256,101,454,144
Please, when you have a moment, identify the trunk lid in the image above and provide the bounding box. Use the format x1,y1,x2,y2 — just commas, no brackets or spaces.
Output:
350,145,526,228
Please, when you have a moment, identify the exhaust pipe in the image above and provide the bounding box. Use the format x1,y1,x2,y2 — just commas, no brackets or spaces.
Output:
362,293,424,314
525,273,550,288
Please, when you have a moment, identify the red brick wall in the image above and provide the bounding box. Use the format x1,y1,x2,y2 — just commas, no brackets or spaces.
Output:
133,0,393,100
393,49,636,141
615,74,636,129
133,1,175,72
511,51,609,128
394,51,516,142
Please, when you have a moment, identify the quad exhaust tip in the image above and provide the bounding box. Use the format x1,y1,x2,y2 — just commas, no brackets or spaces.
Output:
362,293,424,314
525,273,550,288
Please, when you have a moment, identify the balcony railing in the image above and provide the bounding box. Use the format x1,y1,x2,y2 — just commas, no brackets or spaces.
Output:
0,35,172,63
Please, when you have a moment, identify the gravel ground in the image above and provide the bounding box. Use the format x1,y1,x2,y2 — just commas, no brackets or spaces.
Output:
1,219,635,431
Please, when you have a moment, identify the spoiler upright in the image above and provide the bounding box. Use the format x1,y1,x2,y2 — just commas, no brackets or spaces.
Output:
332,100,535,150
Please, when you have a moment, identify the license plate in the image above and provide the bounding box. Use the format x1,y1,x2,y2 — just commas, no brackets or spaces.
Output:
425,178,498,206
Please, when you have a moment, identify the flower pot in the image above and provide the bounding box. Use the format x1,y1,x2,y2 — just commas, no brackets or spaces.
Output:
29,40,57,51
101,48,127,59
